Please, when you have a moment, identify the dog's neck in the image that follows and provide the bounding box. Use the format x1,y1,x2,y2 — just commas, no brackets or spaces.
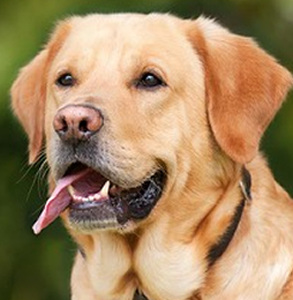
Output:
132,167,251,300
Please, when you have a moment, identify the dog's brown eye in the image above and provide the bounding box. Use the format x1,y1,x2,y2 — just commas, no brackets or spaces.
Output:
56,73,75,87
137,72,165,89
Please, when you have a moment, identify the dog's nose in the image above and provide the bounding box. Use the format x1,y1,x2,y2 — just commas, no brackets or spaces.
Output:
53,105,103,142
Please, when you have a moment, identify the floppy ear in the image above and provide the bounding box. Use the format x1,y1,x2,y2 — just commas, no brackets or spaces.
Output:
11,50,49,164
187,17,293,163
11,20,71,164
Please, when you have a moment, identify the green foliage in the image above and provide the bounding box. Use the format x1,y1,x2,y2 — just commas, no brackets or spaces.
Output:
0,0,292,299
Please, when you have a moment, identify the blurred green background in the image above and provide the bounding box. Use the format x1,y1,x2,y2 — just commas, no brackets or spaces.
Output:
1,0,292,299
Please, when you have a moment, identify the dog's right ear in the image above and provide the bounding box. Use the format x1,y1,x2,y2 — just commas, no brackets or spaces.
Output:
11,20,71,164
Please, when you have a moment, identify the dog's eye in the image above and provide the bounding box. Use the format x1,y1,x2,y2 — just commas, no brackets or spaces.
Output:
56,73,75,87
137,72,165,89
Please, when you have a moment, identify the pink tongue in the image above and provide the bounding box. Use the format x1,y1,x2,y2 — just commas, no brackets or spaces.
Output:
32,168,91,235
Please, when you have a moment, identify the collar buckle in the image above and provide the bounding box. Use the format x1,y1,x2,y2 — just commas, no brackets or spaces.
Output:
239,167,252,202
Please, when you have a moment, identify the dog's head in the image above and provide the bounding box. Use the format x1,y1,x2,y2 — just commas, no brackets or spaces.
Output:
11,13,292,234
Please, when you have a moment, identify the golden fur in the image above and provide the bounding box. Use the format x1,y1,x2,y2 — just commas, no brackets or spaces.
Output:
11,13,293,300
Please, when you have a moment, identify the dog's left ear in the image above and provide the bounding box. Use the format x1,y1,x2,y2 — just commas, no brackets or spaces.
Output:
187,18,293,163
11,49,49,164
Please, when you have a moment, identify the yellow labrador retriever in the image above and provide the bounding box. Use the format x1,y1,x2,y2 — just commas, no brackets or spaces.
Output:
11,13,293,300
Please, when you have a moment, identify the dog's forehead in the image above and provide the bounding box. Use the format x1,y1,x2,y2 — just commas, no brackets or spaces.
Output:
54,14,187,65
69,13,181,42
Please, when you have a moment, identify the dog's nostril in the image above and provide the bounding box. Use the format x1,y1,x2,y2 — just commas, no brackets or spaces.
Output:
79,120,89,133
61,118,68,132
53,115,68,134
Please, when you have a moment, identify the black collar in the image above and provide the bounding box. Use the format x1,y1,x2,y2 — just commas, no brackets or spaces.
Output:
207,167,251,266
133,167,251,300
133,290,149,300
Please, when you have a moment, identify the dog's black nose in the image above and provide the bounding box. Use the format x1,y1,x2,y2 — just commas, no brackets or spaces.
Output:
53,105,103,142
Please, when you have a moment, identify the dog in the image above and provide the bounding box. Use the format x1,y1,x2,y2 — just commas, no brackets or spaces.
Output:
11,13,293,300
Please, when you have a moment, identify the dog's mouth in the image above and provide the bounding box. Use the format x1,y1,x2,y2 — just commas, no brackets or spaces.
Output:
32,163,166,234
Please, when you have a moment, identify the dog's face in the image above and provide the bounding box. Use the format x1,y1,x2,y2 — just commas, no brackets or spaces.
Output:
45,15,207,184
44,15,210,233
11,14,292,235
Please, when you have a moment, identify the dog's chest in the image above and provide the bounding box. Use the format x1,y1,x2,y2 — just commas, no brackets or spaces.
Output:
133,229,205,300
86,228,205,300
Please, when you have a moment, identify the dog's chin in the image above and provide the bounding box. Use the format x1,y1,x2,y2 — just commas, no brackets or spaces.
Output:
64,163,167,233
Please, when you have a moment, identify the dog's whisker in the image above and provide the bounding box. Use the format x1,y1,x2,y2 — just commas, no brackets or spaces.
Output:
17,158,38,184
21,150,48,204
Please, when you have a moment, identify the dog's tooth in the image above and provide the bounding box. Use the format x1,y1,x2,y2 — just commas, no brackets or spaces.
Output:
68,185,77,198
93,193,102,201
89,195,95,201
100,181,110,198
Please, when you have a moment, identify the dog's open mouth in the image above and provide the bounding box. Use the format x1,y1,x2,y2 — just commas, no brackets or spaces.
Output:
32,163,166,234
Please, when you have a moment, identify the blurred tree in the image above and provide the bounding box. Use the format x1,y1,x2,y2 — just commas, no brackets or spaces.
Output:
0,0,292,299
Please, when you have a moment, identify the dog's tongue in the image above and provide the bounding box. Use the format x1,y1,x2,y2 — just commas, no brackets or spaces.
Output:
32,168,91,235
